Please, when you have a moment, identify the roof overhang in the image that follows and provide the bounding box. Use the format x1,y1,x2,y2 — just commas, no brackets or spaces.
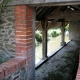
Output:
8,0,80,6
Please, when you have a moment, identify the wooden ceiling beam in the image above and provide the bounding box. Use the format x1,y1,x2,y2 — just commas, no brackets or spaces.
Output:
38,7,50,18
36,7,44,15
47,11,80,21
47,19,58,30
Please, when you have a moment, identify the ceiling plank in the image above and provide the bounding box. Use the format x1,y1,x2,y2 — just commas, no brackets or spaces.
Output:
47,11,80,21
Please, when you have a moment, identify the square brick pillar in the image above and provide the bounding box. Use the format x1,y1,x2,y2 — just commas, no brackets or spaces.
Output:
15,5,35,80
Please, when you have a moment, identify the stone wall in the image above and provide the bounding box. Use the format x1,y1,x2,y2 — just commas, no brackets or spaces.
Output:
0,6,15,62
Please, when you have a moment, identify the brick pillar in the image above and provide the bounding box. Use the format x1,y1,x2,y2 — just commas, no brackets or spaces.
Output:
15,5,35,80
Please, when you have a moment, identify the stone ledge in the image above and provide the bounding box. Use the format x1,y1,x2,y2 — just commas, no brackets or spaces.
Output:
0,57,26,79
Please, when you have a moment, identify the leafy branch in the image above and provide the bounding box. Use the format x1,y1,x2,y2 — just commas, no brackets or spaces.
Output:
0,0,11,14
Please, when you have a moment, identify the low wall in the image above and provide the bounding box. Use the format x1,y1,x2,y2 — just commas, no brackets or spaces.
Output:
0,57,26,80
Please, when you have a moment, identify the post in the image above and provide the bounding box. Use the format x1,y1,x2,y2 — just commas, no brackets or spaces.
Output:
15,5,35,80
41,20,48,59
61,20,66,46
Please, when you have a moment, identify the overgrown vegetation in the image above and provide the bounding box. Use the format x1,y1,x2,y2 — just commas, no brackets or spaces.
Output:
0,0,11,14
35,31,42,43
35,24,70,47
51,31,59,37
35,31,42,46
35,28,61,46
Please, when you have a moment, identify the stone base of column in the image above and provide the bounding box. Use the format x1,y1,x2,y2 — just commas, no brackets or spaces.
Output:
61,42,66,46
42,56,48,60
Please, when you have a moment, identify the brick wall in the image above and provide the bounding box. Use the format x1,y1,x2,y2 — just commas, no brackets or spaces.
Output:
15,5,35,80
0,57,26,80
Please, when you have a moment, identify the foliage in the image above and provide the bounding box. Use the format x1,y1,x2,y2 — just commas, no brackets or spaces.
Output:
0,0,11,14
35,31,42,43
51,31,59,37
48,29,53,37
65,24,69,31
35,29,61,46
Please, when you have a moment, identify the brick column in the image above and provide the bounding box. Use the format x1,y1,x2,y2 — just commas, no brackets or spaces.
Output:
15,5,35,80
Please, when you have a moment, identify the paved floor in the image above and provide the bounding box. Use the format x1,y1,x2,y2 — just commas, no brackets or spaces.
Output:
35,41,79,80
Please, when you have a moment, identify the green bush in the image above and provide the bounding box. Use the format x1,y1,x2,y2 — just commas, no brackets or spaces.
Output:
0,0,11,14
35,31,42,43
51,31,59,37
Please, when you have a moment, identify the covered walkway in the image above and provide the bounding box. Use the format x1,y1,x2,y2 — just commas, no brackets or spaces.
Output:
36,41,79,80
0,0,80,80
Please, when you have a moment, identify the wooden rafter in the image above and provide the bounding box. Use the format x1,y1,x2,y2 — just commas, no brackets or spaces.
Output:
47,10,80,21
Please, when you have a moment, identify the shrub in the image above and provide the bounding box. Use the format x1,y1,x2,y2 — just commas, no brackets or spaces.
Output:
0,0,11,14
51,31,59,37
48,29,53,37
35,31,42,43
